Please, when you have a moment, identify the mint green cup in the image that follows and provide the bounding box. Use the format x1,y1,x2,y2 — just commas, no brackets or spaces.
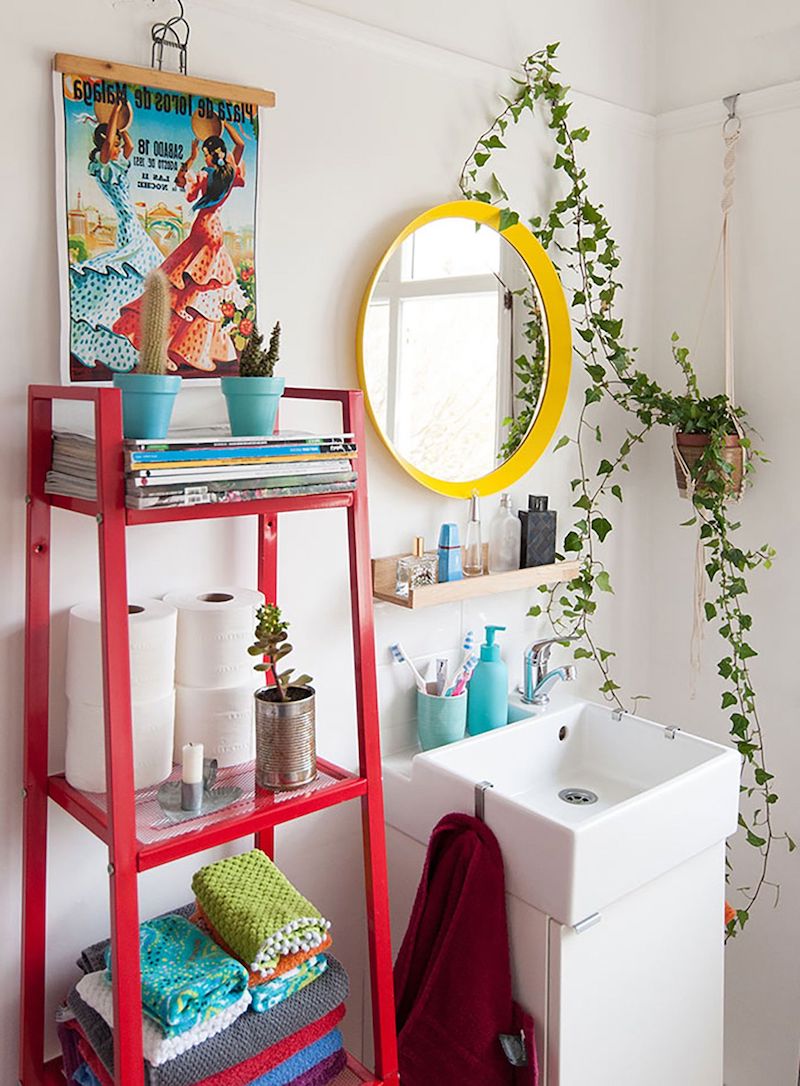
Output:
417,689,467,751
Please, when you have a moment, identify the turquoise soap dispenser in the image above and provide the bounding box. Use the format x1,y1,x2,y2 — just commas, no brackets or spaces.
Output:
467,625,508,736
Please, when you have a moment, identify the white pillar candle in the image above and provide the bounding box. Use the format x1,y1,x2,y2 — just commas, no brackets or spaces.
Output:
182,742,204,784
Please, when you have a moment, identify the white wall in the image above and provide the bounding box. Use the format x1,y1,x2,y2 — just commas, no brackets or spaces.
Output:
0,0,657,1076
651,6,800,1084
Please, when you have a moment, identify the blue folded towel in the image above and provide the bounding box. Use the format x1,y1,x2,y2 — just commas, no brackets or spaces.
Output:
250,1028,343,1086
104,913,248,1037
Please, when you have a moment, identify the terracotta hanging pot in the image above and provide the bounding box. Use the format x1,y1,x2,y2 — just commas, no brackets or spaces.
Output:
673,431,744,500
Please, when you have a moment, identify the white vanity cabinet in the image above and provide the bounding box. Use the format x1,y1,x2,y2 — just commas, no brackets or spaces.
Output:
387,827,726,1085
383,695,738,1085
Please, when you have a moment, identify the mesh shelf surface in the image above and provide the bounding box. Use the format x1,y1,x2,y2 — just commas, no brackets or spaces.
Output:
82,760,347,846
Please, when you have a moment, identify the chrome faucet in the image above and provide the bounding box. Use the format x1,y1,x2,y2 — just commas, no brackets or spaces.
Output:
520,637,577,706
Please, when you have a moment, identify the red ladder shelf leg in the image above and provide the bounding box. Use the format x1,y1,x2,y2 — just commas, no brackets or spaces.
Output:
95,391,145,1085
255,510,278,859
343,391,400,1086
19,392,54,1085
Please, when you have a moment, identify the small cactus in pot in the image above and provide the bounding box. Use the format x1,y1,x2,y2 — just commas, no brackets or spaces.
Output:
221,320,286,436
239,321,281,377
248,604,316,791
113,269,181,439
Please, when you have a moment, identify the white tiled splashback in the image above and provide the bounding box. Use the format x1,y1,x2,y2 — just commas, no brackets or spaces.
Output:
373,588,553,755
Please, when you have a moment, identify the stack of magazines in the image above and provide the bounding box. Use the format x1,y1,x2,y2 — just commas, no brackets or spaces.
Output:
45,427,358,510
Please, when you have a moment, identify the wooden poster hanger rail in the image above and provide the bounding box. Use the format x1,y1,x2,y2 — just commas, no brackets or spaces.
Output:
53,53,276,109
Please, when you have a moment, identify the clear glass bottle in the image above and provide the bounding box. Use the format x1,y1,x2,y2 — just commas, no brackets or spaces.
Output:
463,491,483,577
395,537,439,597
488,493,521,574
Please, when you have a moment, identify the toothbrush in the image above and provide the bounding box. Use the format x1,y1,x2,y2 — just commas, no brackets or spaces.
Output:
389,643,426,691
448,655,478,697
453,630,475,676
446,652,479,697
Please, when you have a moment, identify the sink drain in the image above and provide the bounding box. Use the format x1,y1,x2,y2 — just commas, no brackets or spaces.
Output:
559,787,598,805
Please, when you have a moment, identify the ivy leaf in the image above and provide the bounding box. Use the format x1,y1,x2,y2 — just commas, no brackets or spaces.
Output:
573,647,593,659
746,830,767,848
499,208,520,230
554,435,570,451
730,713,749,738
591,517,613,542
611,485,623,501
474,152,490,167
597,459,613,476
704,602,717,620
527,604,542,617
721,691,737,709
596,570,613,593
563,531,583,553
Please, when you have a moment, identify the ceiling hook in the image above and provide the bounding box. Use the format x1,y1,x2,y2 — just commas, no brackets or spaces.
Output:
722,93,741,137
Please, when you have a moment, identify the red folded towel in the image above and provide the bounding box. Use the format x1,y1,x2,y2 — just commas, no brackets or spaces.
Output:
394,812,538,1086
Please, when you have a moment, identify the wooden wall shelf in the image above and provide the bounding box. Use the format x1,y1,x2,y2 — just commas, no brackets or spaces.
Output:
371,551,580,609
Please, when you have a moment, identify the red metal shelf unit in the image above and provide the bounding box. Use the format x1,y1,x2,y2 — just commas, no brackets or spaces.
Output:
20,384,399,1086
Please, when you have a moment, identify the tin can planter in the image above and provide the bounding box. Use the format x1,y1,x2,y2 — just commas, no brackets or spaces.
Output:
673,431,744,500
254,685,316,791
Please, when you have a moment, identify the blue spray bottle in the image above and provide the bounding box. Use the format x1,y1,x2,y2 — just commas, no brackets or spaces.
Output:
467,625,508,736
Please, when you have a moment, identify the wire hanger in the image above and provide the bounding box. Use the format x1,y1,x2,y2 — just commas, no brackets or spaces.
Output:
151,0,190,75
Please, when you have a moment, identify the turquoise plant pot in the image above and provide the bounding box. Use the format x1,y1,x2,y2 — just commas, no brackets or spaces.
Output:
221,376,286,437
113,373,181,440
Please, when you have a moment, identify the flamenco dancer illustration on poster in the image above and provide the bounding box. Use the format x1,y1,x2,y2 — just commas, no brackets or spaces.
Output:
114,116,250,372
58,70,260,382
68,100,162,373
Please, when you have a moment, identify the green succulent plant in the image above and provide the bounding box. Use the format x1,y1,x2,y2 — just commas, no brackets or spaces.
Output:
239,321,281,377
248,603,312,702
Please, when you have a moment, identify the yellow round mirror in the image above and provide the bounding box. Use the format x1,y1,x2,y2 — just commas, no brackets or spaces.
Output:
356,200,571,498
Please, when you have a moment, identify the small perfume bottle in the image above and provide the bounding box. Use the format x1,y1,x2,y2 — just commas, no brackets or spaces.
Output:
463,491,483,578
488,493,521,574
395,537,439,597
519,495,557,568
438,523,463,582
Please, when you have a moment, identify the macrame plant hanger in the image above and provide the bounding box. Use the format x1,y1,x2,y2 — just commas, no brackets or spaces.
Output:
681,94,746,684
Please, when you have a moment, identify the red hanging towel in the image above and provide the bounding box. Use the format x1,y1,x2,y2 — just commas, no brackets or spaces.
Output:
394,812,538,1086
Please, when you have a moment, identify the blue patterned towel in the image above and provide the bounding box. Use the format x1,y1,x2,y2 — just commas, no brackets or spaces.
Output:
251,955,328,1013
104,913,248,1037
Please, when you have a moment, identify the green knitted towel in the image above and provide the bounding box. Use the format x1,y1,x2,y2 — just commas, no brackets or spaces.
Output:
191,850,331,976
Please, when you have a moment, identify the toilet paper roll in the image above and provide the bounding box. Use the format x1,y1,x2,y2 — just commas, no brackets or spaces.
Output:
164,587,265,690
65,691,175,794
66,598,177,706
174,683,256,768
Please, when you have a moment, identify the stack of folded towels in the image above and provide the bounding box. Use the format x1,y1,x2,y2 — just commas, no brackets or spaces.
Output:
58,850,348,1086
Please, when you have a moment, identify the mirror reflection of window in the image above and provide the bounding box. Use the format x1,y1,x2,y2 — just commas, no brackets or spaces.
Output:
364,217,548,482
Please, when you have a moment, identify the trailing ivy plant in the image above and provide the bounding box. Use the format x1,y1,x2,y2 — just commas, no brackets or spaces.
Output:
459,43,790,936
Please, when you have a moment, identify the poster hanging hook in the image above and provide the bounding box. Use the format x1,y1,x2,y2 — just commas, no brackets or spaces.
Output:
151,0,190,75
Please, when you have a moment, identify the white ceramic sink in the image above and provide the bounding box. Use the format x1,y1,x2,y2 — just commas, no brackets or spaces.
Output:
383,695,740,925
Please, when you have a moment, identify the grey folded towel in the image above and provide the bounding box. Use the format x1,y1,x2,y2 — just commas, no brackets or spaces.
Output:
68,952,349,1086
